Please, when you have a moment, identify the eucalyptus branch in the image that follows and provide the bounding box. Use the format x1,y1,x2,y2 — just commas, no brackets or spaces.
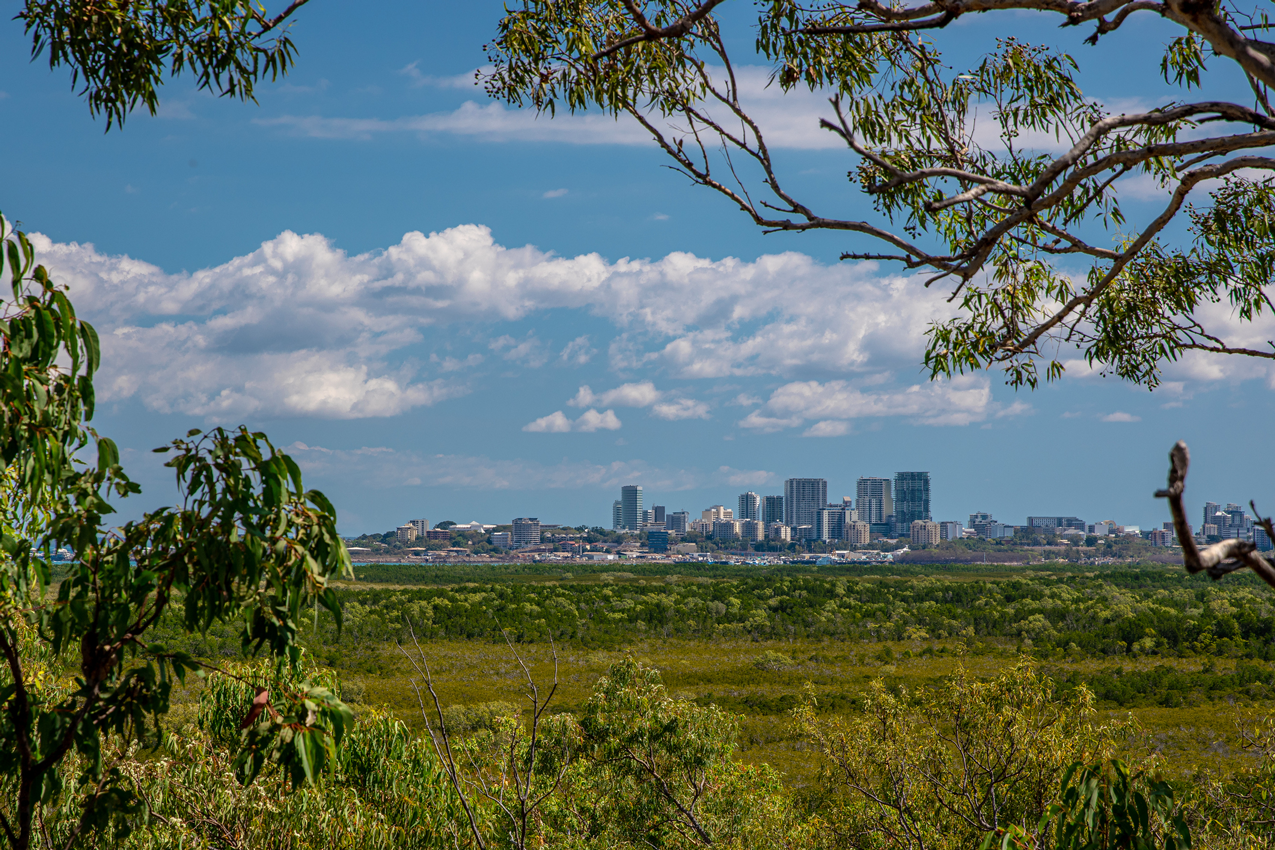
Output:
1155,441,1275,590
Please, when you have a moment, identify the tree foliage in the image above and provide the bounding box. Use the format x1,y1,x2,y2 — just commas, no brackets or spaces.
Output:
485,0,1275,388
19,0,309,129
0,212,351,848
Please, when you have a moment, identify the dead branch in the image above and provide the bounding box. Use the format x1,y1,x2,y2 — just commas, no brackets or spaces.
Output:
1155,440,1275,590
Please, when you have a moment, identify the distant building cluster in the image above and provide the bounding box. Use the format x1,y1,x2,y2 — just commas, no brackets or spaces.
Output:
370,479,1273,561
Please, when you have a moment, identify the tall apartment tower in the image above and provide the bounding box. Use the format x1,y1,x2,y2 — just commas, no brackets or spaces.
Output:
512,518,541,548
856,477,893,524
612,500,622,531
409,518,429,537
738,491,761,521
893,472,931,527
621,485,643,531
1202,502,1220,530
653,505,666,525
762,495,784,525
783,478,828,529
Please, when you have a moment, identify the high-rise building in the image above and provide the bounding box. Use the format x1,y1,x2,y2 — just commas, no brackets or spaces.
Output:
396,524,417,543
653,506,666,525
816,508,845,542
621,485,643,531
738,492,761,522
893,472,931,527
512,518,541,547
612,500,622,531
1202,502,1220,531
740,519,765,542
911,519,940,546
762,495,784,525
784,478,828,529
969,511,993,527
939,521,963,541
667,511,689,533
856,478,893,524
409,518,429,537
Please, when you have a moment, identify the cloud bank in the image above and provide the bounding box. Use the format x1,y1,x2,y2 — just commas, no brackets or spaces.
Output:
33,218,1269,426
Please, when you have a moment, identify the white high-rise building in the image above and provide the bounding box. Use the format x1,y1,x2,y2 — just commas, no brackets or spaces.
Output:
939,521,963,541
410,518,429,537
784,479,828,529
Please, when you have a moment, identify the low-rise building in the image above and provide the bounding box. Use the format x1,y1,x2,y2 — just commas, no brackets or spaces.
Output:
767,522,791,542
843,520,870,546
910,519,940,546
490,531,513,548
647,530,670,552
712,519,741,540
667,511,690,533
938,521,963,541
425,528,452,541
702,505,733,521
740,519,764,542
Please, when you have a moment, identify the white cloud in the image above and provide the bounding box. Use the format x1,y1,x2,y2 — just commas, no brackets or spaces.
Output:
36,219,1262,426
523,411,573,433
543,188,568,198
652,398,711,420
559,335,596,365
289,441,772,492
490,333,550,367
570,381,662,408
803,420,851,437
431,353,484,372
575,408,623,432
743,375,995,431
1101,411,1141,423
523,408,621,433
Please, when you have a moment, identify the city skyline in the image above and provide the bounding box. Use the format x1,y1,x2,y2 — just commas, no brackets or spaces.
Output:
5,5,1272,538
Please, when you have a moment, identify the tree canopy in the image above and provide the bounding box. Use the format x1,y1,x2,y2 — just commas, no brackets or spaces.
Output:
485,0,1275,389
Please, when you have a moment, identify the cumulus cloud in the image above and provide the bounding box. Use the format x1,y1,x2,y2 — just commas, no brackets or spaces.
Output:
523,408,622,433
570,381,662,408
803,420,852,437
652,398,711,420
37,218,1257,426
1101,411,1142,423
737,374,1035,433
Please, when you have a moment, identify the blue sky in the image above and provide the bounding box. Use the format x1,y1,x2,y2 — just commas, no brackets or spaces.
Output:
3,2,1273,534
